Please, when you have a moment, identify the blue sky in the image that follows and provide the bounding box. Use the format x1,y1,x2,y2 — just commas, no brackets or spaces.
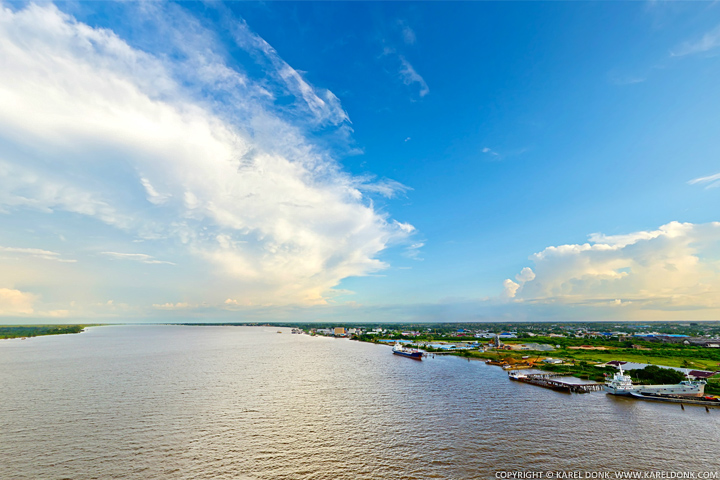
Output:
1,1,719,323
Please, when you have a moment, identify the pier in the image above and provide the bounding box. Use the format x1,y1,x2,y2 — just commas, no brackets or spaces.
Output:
509,372,603,393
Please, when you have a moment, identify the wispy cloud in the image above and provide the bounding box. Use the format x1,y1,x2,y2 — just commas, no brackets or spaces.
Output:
688,172,720,189
379,20,428,100
403,242,425,260
398,56,429,98
608,73,646,85
482,146,501,158
152,302,194,309
226,14,349,128
398,20,416,45
671,24,720,57
101,252,176,265
353,176,412,198
0,246,76,263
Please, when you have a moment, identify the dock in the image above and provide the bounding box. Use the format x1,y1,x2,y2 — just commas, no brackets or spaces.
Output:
509,372,603,393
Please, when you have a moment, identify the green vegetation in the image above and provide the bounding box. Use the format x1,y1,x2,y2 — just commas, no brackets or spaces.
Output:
0,325,87,339
554,350,719,371
533,361,617,382
632,365,686,384
706,378,720,396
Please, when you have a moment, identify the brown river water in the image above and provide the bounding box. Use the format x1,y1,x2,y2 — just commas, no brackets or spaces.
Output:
1,325,719,480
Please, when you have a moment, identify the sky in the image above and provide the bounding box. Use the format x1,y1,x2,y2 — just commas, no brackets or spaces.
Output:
1,1,720,324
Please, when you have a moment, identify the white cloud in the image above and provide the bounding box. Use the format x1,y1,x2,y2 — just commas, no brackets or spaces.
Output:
100,252,176,265
228,16,349,127
482,147,500,157
515,267,535,283
379,42,428,99
398,20,416,45
398,56,429,97
671,24,720,57
688,172,720,189
506,221,720,313
0,3,413,308
152,302,193,310
139,177,170,205
0,245,75,262
502,279,520,299
353,177,412,198
403,242,425,261
0,287,37,315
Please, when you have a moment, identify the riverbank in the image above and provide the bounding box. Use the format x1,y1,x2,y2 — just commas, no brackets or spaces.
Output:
0,325,90,339
348,334,720,394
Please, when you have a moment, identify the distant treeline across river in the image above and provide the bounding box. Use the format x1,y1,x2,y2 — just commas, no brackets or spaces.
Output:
0,325,85,339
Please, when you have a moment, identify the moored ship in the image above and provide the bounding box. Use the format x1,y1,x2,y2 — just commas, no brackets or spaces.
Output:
604,365,706,397
392,342,423,360
603,366,636,395
635,380,706,397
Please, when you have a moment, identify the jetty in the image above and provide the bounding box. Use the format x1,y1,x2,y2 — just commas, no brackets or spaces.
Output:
509,372,603,394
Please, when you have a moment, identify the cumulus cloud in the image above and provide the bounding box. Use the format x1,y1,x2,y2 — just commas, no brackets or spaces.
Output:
515,267,535,283
0,287,37,315
502,279,520,299
505,221,720,312
0,2,413,308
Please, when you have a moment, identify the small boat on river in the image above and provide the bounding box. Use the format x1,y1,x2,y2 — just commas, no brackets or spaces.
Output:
392,342,423,360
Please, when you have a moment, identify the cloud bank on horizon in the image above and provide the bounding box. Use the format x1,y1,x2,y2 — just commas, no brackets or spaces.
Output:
0,2,413,317
504,221,720,319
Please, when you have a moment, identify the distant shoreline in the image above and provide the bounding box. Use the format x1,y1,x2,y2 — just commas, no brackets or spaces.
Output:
0,325,90,340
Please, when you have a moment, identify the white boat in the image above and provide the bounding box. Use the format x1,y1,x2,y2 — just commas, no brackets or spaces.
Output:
604,365,706,397
603,365,636,395
635,380,705,397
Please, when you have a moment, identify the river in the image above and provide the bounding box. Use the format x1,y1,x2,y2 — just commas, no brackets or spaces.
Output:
1,325,718,479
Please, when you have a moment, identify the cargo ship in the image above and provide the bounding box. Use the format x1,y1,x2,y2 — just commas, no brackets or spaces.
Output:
392,342,423,360
604,365,706,397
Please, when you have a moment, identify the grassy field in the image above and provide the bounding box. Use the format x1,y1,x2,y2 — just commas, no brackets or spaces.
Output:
557,350,720,370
